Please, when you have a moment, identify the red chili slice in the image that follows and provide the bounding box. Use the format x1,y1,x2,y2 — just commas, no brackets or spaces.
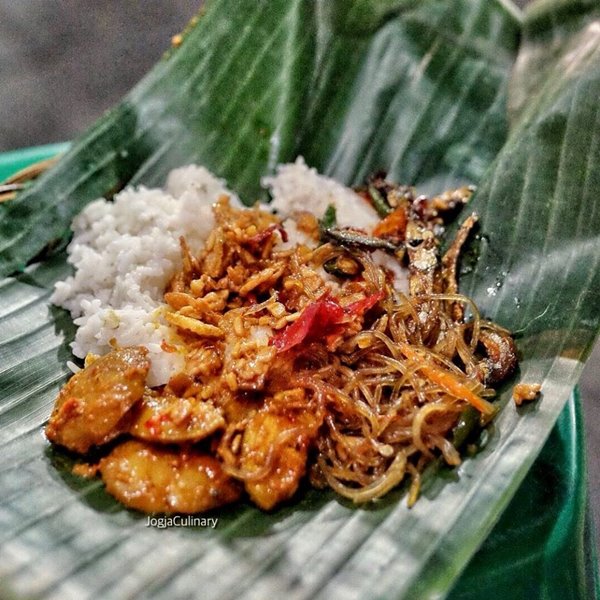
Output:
271,290,383,352
344,290,385,316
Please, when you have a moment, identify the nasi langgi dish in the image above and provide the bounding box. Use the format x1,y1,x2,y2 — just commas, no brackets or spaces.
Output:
46,159,527,514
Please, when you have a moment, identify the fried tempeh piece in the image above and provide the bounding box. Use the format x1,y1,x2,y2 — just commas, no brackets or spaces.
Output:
100,440,241,513
239,411,317,510
46,347,150,454
129,390,225,443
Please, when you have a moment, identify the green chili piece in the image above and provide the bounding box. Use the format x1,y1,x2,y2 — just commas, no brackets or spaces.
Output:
452,405,481,448
319,204,337,231
368,184,392,217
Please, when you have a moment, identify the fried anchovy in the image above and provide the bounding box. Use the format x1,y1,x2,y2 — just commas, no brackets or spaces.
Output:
323,227,402,254
441,212,478,321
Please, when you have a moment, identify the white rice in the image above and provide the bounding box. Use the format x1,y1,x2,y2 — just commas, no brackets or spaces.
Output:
51,165,239,386
52,158,404,387
262,158,407,290
263,157,380,232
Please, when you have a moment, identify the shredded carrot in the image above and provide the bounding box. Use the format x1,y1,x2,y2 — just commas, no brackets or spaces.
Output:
399,344,496,417
373,206,408,238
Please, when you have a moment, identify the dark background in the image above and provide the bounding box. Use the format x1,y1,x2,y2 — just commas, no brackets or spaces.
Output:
1,0,598,552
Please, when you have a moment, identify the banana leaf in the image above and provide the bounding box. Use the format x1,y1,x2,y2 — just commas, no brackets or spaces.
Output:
0,0,599,598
